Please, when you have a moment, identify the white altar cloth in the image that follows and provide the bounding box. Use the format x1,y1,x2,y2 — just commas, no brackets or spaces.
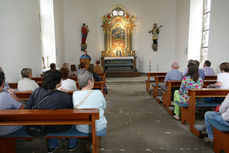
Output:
104,57,134,60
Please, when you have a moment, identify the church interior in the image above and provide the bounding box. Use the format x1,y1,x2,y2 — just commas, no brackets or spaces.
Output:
0,0,229,153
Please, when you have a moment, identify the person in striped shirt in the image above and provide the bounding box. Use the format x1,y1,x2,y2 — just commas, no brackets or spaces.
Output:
201,60,215,76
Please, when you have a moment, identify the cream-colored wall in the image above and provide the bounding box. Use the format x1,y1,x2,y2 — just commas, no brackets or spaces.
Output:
175,0,190,71
0,0,42,82
61,0,177,72
54,0,65,68
208,0,229,74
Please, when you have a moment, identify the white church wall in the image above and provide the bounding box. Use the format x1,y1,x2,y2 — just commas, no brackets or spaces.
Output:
63,0,99,67
208,0,229,74
175,0,190,72
0,0,42,82
62,0,177,72
54,0,65,68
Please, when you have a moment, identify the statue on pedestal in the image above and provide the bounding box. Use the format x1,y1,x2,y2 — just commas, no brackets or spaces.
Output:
81,23,89,51
149,23,162,51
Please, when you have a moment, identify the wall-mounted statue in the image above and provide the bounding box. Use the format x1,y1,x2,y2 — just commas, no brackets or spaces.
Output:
81,23,89,51
149,23,162,51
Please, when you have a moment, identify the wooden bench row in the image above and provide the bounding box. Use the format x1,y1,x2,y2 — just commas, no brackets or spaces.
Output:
9,81,106,100
0,109,104,153
34,73,106,83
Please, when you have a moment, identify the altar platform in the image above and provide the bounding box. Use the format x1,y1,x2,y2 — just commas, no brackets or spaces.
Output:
101,57,141,77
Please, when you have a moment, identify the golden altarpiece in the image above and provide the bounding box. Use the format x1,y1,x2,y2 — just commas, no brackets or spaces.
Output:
101,6,138,73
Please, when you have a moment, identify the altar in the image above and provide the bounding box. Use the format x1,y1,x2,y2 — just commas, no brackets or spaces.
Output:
101,6,139,76
102,56,137,72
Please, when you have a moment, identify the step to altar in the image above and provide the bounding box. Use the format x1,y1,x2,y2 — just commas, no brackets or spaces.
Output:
106,71,141,77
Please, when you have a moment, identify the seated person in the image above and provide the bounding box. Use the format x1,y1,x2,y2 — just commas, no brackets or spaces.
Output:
0,72,23,136
164,62,183,100
204,94,229,142
76,62,86,77
61,62,69,70
94,59,104,74
80,50,91,60
50,63,57,71
73,71,107,133
17,68,39,91
182,60,205,80
173,63,203,120
69,64,77,77
59,68,77,91
209,62,229,89
201,60,215,76
25,70,78,152
164,62,182,82
0,67,10,91
87,64,101,81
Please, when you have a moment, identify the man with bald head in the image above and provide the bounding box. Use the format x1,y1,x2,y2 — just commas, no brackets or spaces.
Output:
164,62,183,82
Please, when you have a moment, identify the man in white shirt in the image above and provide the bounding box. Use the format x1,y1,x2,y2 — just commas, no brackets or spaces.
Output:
17,68,39,91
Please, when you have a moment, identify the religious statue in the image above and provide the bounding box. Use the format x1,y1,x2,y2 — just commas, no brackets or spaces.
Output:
81,23,89,51
149,23,162,51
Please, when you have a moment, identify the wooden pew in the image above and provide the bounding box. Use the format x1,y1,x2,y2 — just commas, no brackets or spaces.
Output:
162,80,217,115
31,77,43,82
179,89,229,137
0,109,102,153
207,119,229,153
153,76,165,100
204,75,217,80
13,81,106,101
145,72,166,94
8,82,42,89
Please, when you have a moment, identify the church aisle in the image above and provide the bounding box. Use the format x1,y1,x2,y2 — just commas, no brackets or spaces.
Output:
102,77,213,153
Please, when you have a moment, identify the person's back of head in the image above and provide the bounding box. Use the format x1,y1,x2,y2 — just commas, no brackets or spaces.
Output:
62,63,69,70
60,68,69,80
70,65,76,71
96,59,100,65
43,70,62,90
0,71,5,88
172,62,179,69
187,62,199,82
21,68,32,78
79,62,86,70
204,60,211,67
87,64,94,73
194,60,200,68
0,67,3,72
78,71,93,88
50,63,56,71
220,62,229,72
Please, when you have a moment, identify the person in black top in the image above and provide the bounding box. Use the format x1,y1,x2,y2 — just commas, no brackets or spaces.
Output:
25,70,78,153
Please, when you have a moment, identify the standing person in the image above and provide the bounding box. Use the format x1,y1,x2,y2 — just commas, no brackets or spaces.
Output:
164,62,182,82
80,50,91,60
0,72,23,136
94,59,104,74
25,70,78,153
204,94,229,142
73,71,107,133
201,60,215,76
173,63,203,120
17,68,39,91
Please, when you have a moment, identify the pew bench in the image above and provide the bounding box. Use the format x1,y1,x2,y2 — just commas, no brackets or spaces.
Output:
178,89,229,137
0,109,105,153
145,72,166,94
162,80,217,116
152,76,165,100
206,119,229,153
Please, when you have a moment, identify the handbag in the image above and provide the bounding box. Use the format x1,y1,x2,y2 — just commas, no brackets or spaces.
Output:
26,90,54,137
